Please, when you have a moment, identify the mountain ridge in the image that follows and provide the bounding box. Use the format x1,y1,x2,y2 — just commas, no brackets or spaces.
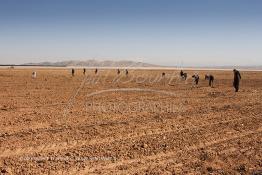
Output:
23,60,159,67
1,59,261,70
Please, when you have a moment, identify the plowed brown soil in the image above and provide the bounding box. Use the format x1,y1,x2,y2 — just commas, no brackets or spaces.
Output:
0,68,261,175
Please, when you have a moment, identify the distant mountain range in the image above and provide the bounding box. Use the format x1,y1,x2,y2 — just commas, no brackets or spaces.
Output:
23,60,158,67
0,60,261,70
23,60,262,70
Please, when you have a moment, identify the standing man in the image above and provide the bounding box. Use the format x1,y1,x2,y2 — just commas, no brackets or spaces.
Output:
83,68,86,75
233,69,241,92
72,68,75,76
205,74,214,87
180,70,183,77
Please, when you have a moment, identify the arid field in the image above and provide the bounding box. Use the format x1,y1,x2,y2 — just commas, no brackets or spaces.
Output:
0,68,261,174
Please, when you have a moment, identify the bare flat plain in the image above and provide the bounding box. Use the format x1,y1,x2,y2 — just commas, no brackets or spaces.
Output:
0,68,261,174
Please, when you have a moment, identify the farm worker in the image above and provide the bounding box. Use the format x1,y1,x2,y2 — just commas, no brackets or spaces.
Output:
205,74,214,87
72,69,75,76
233,69,241,92
32,71,37,78
192,74,199,85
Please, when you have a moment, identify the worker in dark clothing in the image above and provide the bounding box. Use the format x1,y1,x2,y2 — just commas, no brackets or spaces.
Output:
95,68,98,74
180,70,187,80
83,68,86,75
205,74,214,87
180,70,183,77
233,69,241,92
192,74,199,85
72,69,75,76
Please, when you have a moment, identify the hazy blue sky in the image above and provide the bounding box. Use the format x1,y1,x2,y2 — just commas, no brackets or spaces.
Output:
0,0,261,66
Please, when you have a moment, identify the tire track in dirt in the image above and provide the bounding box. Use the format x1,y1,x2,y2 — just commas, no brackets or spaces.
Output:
0,102,254,137
10,103,67,109
1,102,259,139
103,133,262,175
0,115,260,158
74,127,262,174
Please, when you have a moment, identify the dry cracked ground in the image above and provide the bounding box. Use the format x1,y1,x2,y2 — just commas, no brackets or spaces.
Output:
0,68,261,174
